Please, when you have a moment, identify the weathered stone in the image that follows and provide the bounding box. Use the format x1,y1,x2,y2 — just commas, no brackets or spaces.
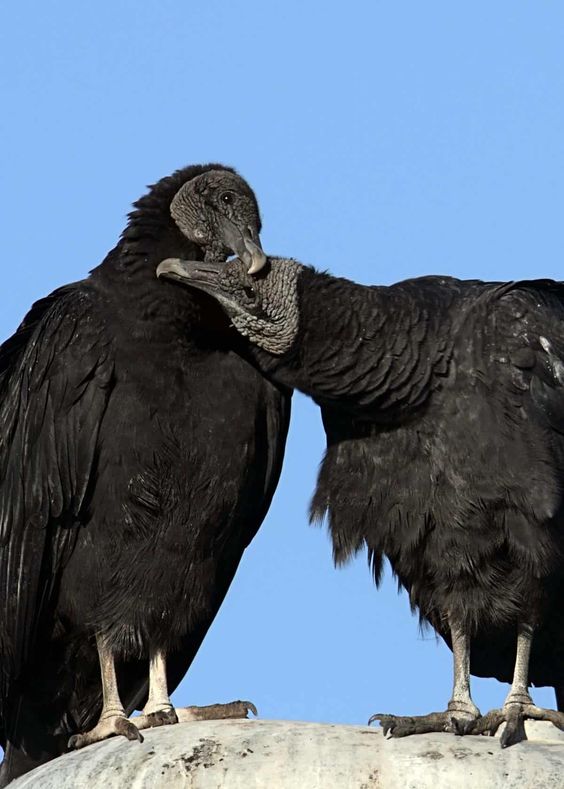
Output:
10,719,564,788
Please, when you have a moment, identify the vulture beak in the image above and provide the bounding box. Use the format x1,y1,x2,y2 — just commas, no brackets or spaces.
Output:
216,215,266,275
156,258,225,294
157,257,265,323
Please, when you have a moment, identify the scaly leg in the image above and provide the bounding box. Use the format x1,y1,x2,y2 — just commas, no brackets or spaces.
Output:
132,647,257,732
132,648,178,730
370,616,480,737
68,636,143,749
467,624,564,747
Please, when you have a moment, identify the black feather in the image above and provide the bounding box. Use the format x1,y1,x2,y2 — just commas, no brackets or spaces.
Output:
0,164,290,785
241,266,564,696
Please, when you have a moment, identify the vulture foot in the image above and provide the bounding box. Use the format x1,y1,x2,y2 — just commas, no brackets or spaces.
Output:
133,706,179,731
175,700,258,723
369,705,480,738
68,715,143,750
463,703,564,748
132,700,256,731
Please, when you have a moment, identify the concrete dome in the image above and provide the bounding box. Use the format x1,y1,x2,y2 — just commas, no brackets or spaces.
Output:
10,718,564,788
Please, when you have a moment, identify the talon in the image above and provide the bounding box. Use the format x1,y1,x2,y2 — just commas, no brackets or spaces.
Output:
68,733,90,751
146,709,178,728
499,709,527,749
67,734,82,750
243,701,258,717
175,700,259,723
369,709,480,739
116,718,144,742
450,716,468,736
68,714,143,749
466,703,564,748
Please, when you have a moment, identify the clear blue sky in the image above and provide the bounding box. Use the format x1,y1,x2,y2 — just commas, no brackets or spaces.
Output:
1,2,563,728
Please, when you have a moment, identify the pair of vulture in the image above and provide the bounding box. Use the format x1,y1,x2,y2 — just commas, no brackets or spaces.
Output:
1,164,563,784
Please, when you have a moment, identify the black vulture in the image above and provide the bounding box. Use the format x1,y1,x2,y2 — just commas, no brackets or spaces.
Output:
0,166,291,786
159,255,564,748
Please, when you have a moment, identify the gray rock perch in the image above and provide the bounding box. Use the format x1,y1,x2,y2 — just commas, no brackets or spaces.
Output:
10,719,564,788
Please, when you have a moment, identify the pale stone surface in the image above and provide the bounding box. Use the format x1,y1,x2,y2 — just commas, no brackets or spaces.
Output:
10,719,564,788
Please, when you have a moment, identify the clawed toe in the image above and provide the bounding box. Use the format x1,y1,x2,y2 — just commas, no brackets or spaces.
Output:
369,710,470,737
449,716,477,736
67,733,84,750
500,708,527,748
68,716,143,750
369,713,402,737
146,708,179,728
369,713,419,738
131,705,180,732
465,704,564,748
176,699,258,723
231,700,258,718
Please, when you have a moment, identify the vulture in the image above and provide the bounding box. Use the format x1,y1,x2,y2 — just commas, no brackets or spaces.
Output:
0,165,290,786
158,255,564,748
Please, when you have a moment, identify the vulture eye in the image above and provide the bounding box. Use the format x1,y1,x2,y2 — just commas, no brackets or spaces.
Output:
243,285,255,300
220,192,234,205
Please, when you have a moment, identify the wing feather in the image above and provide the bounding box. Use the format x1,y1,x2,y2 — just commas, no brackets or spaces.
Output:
497,282,564,435
0,285,114,738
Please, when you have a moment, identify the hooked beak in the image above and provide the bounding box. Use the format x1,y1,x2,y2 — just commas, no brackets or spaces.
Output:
156,258,225,294
157,257,267,326
217,215,266,274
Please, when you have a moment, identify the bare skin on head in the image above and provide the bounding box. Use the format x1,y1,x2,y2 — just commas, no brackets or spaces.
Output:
169,170,266,274
156,257,301,355
156,254,564,748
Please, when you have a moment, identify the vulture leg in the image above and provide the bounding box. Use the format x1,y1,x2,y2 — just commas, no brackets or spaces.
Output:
68,636,143,749
466,624,564,747
369,617,480,737
132,648,257,731
131,648,178,730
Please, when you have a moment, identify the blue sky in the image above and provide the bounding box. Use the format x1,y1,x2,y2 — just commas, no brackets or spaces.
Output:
1,1,563,730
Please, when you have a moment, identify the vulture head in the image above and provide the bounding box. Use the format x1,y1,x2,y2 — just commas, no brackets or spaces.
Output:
156,256,302,354
169,170,266,274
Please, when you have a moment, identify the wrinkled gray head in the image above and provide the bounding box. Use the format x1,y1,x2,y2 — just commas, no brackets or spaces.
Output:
170,170,266,273
156,257,302,355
